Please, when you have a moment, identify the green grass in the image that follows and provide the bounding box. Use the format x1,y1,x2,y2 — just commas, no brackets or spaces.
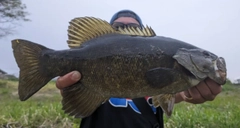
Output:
0,79,240,128
0,80,80,128
164,84,240,128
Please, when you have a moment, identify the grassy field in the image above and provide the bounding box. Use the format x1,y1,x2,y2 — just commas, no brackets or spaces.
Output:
0,79,240,128
164,81,240,128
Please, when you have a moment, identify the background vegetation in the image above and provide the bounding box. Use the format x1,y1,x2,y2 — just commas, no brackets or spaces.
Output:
0,79,239,128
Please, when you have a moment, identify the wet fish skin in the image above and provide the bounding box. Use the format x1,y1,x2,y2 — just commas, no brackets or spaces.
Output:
13,35,198,98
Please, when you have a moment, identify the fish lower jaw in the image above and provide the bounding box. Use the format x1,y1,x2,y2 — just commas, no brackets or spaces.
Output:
219,71,227,82
210,70,226,85
212,59,227,85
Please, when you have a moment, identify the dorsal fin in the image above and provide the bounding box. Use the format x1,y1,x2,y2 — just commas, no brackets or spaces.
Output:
67,17,156,48
67,17,117,48
117,25,156,37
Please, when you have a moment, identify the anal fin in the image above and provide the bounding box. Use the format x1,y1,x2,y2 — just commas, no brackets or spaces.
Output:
62,82,108,118
152,94,175,118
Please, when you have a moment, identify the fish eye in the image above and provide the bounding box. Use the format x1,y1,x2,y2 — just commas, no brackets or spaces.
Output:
203,51,210,57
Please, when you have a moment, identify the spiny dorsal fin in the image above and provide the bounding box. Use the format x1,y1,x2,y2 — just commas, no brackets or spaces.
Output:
67,17,117,48
117,25,156,37
67,17,156,48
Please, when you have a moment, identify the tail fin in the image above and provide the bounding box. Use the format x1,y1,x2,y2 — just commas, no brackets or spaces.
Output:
12,39,54,101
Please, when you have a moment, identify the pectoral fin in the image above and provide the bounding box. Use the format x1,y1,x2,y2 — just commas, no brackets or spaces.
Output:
145,67,182,88
62,82,108,118
152,94,175,118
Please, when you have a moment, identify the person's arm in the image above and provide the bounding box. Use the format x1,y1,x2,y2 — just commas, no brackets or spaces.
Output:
56,71,81,92
175,78,222,104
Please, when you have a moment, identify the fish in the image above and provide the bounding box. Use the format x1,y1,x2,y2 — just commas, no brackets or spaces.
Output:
11,17,227,118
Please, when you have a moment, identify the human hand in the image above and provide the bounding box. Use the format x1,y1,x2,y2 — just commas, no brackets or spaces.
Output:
175,78,222,104
56,71,81,94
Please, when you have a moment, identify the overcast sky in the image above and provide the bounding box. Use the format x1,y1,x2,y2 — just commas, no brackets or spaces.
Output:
0,0,239,80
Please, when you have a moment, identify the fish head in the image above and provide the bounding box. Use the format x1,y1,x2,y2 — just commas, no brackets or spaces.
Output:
173,48,227,85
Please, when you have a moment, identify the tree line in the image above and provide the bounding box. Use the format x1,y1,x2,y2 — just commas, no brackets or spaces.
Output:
0,0,29,38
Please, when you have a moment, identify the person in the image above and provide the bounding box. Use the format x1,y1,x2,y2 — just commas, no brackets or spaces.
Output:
56,10,222,128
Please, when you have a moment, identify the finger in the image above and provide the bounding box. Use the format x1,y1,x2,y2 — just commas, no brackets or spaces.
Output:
175,92,184,103
183,90,192,100
188,87,205,104
178,90,192,102
56,71,81,89
196,81,215,101
204,78,222,95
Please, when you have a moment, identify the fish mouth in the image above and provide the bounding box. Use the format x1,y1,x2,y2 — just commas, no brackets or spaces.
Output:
190,55,227,85
173,48,227,85
215,57,227,84
205,57,227,85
